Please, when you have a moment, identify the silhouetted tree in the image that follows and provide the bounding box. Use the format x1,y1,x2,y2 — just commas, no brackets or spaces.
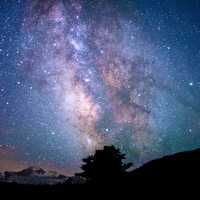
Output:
76,145,132,184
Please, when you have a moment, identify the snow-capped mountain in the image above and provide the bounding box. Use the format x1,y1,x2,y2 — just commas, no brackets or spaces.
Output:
1,167,68,185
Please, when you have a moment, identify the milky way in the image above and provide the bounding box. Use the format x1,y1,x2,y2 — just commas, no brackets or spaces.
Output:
0,0,200,174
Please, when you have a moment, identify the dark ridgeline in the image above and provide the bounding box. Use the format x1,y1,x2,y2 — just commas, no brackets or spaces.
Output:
127,148,200,184
1,145,200,194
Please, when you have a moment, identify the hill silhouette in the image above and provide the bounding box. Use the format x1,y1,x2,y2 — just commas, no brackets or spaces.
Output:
0,146,200,193
126,148,200,185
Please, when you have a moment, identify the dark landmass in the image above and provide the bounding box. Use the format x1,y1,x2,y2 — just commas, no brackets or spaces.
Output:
126,148,200,185
0,148,200,194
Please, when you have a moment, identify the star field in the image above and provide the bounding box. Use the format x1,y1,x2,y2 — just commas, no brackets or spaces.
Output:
0,0,200,175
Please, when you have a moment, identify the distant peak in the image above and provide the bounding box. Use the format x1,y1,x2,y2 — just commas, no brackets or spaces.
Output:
17,166,46,176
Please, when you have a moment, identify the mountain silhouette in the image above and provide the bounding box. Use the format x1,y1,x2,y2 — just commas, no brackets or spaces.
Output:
0,147,200,193
12,167,45,176
3,167,68,185
125,148,200,186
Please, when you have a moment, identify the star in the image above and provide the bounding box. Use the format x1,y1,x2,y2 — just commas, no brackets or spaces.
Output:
105,128,109,132
51,131,56,135
189,82,194,86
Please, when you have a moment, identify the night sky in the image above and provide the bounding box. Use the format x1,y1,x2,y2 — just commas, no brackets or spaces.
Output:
0,0,200,175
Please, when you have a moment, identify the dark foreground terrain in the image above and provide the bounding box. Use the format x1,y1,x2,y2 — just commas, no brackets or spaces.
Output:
1,148,200,194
